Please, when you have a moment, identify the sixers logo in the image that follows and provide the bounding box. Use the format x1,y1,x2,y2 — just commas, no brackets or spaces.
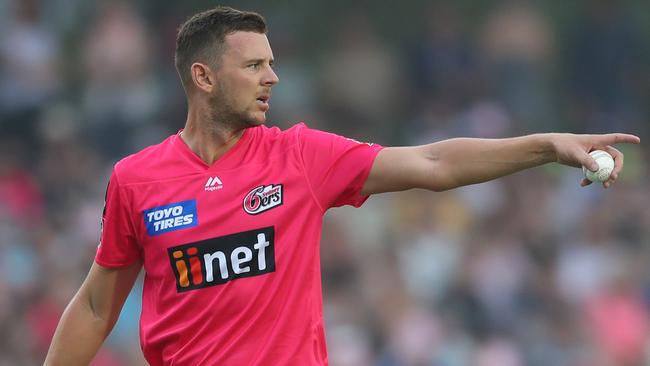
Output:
243,184,283,215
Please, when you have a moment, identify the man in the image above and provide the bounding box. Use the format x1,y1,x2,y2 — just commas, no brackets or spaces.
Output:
45,6,640,366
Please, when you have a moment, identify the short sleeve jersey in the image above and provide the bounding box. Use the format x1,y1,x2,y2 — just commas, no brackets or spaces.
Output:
96,123,382,366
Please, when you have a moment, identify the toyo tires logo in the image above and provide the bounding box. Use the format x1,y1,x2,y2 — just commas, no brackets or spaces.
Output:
243,184,283,215
143,200,198,236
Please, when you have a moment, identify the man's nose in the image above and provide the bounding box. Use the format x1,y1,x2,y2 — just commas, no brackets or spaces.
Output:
262,66,279,86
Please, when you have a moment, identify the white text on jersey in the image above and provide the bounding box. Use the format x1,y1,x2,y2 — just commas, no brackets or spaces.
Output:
205,176,223,191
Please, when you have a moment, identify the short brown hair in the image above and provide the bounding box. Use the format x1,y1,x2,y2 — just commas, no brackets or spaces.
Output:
174,6,267,91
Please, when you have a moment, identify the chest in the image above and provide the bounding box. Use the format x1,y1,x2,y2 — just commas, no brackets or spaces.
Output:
125,160,316,275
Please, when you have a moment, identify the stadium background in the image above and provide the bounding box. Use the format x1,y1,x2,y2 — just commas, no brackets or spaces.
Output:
1,0,649,364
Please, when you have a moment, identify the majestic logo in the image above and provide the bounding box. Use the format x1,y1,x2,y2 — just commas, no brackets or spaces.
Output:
243,184,283,215
205,176,223,192
143,200,198,236
168,226,276,292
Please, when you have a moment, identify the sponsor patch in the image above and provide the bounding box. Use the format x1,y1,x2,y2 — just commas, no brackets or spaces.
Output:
168,226,275,292
243,184,283,215
144,200,198,236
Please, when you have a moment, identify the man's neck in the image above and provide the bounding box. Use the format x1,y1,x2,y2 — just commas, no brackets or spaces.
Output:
181,107,246,165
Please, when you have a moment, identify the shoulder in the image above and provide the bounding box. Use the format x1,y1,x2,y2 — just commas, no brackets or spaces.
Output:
253,122,309,141
112,134,177,185
245,122,312,156
254,122,342,149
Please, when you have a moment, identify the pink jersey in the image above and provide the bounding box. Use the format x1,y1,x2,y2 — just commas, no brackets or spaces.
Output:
96,123,382,365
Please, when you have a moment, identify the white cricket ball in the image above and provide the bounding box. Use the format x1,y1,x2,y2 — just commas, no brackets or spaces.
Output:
582,150,614,182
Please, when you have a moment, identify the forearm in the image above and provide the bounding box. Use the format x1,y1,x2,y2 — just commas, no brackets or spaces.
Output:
44,291,115,365
425,134,556,190
363,131,638,195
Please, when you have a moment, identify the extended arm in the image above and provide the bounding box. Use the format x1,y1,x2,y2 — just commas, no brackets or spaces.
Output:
44,261,142,366
362,133,640,195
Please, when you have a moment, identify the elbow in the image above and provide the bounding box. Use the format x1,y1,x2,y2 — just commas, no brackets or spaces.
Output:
420,163,459,192
424,181,457,192
78,289,114,332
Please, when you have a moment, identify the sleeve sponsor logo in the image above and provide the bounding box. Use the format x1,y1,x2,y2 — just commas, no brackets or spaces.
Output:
143,200,198,236
243,184,283,215
168,226,275,292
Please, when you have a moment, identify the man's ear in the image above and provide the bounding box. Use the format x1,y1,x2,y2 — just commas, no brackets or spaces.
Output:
190,62,215,93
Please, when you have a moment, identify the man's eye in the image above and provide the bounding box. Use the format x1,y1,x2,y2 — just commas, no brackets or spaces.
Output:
248,63,260,69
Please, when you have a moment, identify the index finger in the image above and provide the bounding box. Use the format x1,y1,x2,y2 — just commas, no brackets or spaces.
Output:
598,133,641,145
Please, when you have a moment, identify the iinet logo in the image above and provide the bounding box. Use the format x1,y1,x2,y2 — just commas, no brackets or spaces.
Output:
168,226,275,292
205,176,223,191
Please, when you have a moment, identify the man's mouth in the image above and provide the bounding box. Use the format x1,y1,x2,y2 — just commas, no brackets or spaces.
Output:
256,95,270,110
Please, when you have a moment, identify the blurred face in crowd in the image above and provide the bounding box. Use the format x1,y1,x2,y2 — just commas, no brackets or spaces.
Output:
196,31,279,128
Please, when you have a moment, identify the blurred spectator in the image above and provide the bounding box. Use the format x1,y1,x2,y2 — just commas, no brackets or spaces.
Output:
586,281,649,365
555,211,626,305
327,324,375,366
472,337,524,366
0,139,44,225
467,224,531,330
319,13,404,141
567,0,646,134
81,1,162,158
379,304,442,365
0,0,60,142
479,0,555,132
407,3,475,101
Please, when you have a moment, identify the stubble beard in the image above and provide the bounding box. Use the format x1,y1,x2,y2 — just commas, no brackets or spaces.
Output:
207,88,259,133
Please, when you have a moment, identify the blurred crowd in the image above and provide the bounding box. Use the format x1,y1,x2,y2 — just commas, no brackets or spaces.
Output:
1,0,649,365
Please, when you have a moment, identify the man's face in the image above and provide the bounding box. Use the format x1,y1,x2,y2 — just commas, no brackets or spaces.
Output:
210,31,279,127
